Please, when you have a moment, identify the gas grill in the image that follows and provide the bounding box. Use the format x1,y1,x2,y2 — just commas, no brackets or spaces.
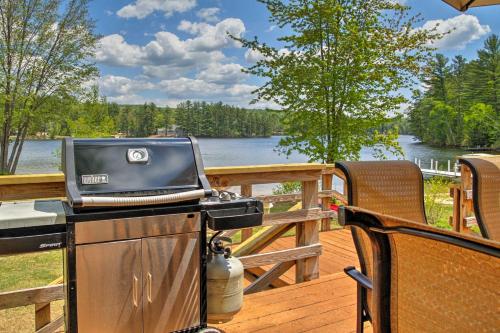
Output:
62,137,263,333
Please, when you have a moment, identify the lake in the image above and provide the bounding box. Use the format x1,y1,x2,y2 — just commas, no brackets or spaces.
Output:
15,135,468,174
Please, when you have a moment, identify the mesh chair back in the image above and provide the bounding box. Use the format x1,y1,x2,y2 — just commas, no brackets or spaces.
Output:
335,161,427,318
459,156,500,241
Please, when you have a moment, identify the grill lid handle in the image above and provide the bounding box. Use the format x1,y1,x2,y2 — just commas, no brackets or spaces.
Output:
78,189,208,207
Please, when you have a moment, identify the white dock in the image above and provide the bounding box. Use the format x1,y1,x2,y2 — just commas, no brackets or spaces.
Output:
420,168,460,177
414,158,461,178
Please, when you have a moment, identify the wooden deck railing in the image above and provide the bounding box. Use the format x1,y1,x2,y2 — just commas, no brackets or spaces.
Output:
0,163,344,332
449,162,476,233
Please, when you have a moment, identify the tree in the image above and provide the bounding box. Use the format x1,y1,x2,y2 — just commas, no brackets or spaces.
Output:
235,0,440,163
408,34,499,148
0,0,97,174
67,86,115,138
467,35,499,115
449,55,467,142
422,54,450,103
463,103,498,147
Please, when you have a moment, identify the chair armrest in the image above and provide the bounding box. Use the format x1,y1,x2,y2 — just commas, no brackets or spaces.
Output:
340,206,500,252
344,266,372,290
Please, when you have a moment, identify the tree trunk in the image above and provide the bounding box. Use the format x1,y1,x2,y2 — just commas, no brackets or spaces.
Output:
9,123,28,174
1,103,12,174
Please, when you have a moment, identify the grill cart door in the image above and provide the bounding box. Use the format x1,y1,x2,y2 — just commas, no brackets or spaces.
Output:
142,233,201,333
76,239,143,333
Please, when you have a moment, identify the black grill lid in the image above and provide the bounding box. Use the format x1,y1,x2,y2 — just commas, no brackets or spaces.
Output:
63,137,211,207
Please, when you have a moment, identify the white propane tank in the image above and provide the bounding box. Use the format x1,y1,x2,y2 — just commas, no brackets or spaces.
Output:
207,236,244,324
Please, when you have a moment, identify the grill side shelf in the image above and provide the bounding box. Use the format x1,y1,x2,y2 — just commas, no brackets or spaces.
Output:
206,205,263,231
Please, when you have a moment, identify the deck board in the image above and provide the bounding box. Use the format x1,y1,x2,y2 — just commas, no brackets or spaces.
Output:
214,229,367,332
215,272,371,333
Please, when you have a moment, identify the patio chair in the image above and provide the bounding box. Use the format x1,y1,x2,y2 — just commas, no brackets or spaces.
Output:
340,205,500,333
458,156,500,241
334,161,427,332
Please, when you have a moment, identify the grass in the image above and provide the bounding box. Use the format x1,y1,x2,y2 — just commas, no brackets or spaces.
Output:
0,250,64,332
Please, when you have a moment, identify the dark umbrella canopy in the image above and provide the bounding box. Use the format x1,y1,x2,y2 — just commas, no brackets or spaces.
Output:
442,0,500,11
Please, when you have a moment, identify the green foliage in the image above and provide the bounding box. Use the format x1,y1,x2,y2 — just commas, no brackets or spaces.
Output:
235,0,440,163
67,86,116,138
409,35,500,148
40,97,281,139
272,181,302,195
0,0,98,174
424,176,452,228
464,103,498,147
175,101,281,137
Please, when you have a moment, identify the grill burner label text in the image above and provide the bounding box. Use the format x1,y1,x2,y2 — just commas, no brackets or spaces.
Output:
81,174,109,185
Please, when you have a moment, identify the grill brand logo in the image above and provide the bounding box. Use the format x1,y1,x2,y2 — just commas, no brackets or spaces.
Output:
81,174,109,185
127,148,149,163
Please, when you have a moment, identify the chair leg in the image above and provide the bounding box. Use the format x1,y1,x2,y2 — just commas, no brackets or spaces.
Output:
356,284,364,333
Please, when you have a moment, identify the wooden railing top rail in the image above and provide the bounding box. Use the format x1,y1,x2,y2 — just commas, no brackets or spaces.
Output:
0,163,331,184
0,164,336,184
0,173,64,185
206,163,328,175
0,163,338,201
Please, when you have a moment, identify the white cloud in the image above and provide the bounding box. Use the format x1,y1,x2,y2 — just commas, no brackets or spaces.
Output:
178,18,245,52
244,48,290,63
96,15,262,107
105,77,263,108
117,0,196,19
244,49,265,63
158,78,224,99
97,18,245,73
95,34,143,66
420,14,490,50
226,84,258,97
99,75,154,96
157,78,258,103
266,25,277,32
177,20,210,35
106,94,180,107
196,7,220,23
196,63,246,84
107,94,149,104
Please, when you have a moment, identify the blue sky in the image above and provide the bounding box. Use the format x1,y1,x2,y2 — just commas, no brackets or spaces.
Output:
89,0,500,108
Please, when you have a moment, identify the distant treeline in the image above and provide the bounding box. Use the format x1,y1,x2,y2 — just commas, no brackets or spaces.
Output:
175,101,281,137
408,35,499,148
40,89,282,138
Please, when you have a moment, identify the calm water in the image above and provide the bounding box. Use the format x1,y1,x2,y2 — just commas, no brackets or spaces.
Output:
14,135,468,174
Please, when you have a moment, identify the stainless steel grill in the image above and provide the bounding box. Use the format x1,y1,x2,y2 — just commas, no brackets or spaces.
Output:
62,137,262,333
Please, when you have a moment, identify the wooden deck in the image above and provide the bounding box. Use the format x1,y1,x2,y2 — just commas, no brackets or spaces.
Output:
216,272,370,333
216,228,367,333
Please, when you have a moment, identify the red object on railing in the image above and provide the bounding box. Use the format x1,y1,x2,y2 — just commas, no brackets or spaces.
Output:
330,203,339,212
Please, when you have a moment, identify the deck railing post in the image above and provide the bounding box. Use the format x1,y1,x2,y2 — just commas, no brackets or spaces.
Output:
459,164,473,233
450,184,461,232
296,180,320,283
321,173,332,232
35,302,51,331
240,184,253,242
